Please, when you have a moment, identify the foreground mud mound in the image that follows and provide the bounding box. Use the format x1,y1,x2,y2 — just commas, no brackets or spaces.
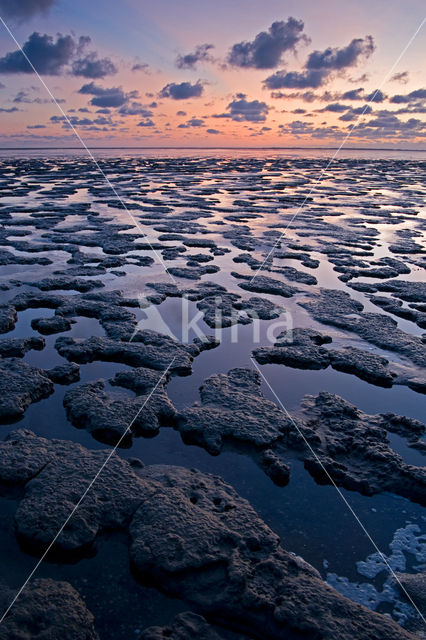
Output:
0,578,99,640
0,430,416,640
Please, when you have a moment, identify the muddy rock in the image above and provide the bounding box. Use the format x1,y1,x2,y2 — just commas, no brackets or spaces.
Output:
176,368,294,455
328,346,396,386
139,612,241,640
55,332,196,375
232,272,298,298
299,392,426,505
31,315,74,335
130,464,412,640
0,305,17,333
0,428,419,639
45,362,80,385
299,288,426,367
0,429,148,553
63,377,175,445
394,571,426,618
0,359,54,422
0,578,99,640
168,265,220,280
253,328,332,369
26,276,104,293
0,337,44,358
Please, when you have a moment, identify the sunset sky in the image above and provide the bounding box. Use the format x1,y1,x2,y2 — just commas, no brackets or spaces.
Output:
0,0,425,148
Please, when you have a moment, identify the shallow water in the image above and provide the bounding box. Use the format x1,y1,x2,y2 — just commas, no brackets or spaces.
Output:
0,149,425,638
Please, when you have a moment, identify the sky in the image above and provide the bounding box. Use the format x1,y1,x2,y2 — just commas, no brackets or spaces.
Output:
0,0,425,148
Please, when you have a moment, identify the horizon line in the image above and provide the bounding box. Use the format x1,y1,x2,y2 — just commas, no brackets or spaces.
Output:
0,145,426,152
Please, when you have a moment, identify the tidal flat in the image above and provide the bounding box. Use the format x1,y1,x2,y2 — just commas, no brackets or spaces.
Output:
0,149,425,639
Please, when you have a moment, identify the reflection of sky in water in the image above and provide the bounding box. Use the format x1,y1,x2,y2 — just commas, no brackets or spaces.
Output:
0,151,425,635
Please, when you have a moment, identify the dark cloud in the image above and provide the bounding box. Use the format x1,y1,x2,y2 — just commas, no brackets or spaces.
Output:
131,62,150,72
270,90,318,101
341,88,364,100
50,113,119,130
27,124,46,128
159,80,204,100
206,128,220,134
265,35,375,90
177,117,205,128
227,18,308,69
118,102,153,117
306,36,375,71
0,106,19,112
321,102,348,113
176,44,214,70
0,32,89,75
78,82,137,108
356,113,426,138
390,71,409,84
137,119,155,127
71,53,117,78
349,73,369,83
176,110,187,116
265,69,325,89
393,104,426,115
292,108,306,114
214,93,269,122
339,105,372,121
0,0,56,21
13,89,65,103
278,120,344,139
51,115,93,126
365,89,386,102
390,88,426,104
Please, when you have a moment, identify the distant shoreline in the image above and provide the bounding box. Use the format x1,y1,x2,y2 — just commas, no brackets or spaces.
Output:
1,146,426,152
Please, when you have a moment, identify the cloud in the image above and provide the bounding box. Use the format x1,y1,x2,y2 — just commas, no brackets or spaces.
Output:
0,106,19,112
176,44,214,69
214,93,269,122
206,128,220,134
137,119,155,127
50,113,119,130
159,80,204,100
177,117,205,128
356,113,426,138
390,88,426,104
306,36,375,71
270,90,318,101
78,82,137,108
365,89,386,102
390,71,409,84
118,102,153,116
0,0,56,21
71,53,117,78
339,105,372,121
131,62,150,72
341,88,364,100
278,120,345,139
27,124,46,128
320,102,348,113
264,69,325,89
176,110,187,116
265,35,375,90
13,88,65,103
227,18,308,69
0,32,89,75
